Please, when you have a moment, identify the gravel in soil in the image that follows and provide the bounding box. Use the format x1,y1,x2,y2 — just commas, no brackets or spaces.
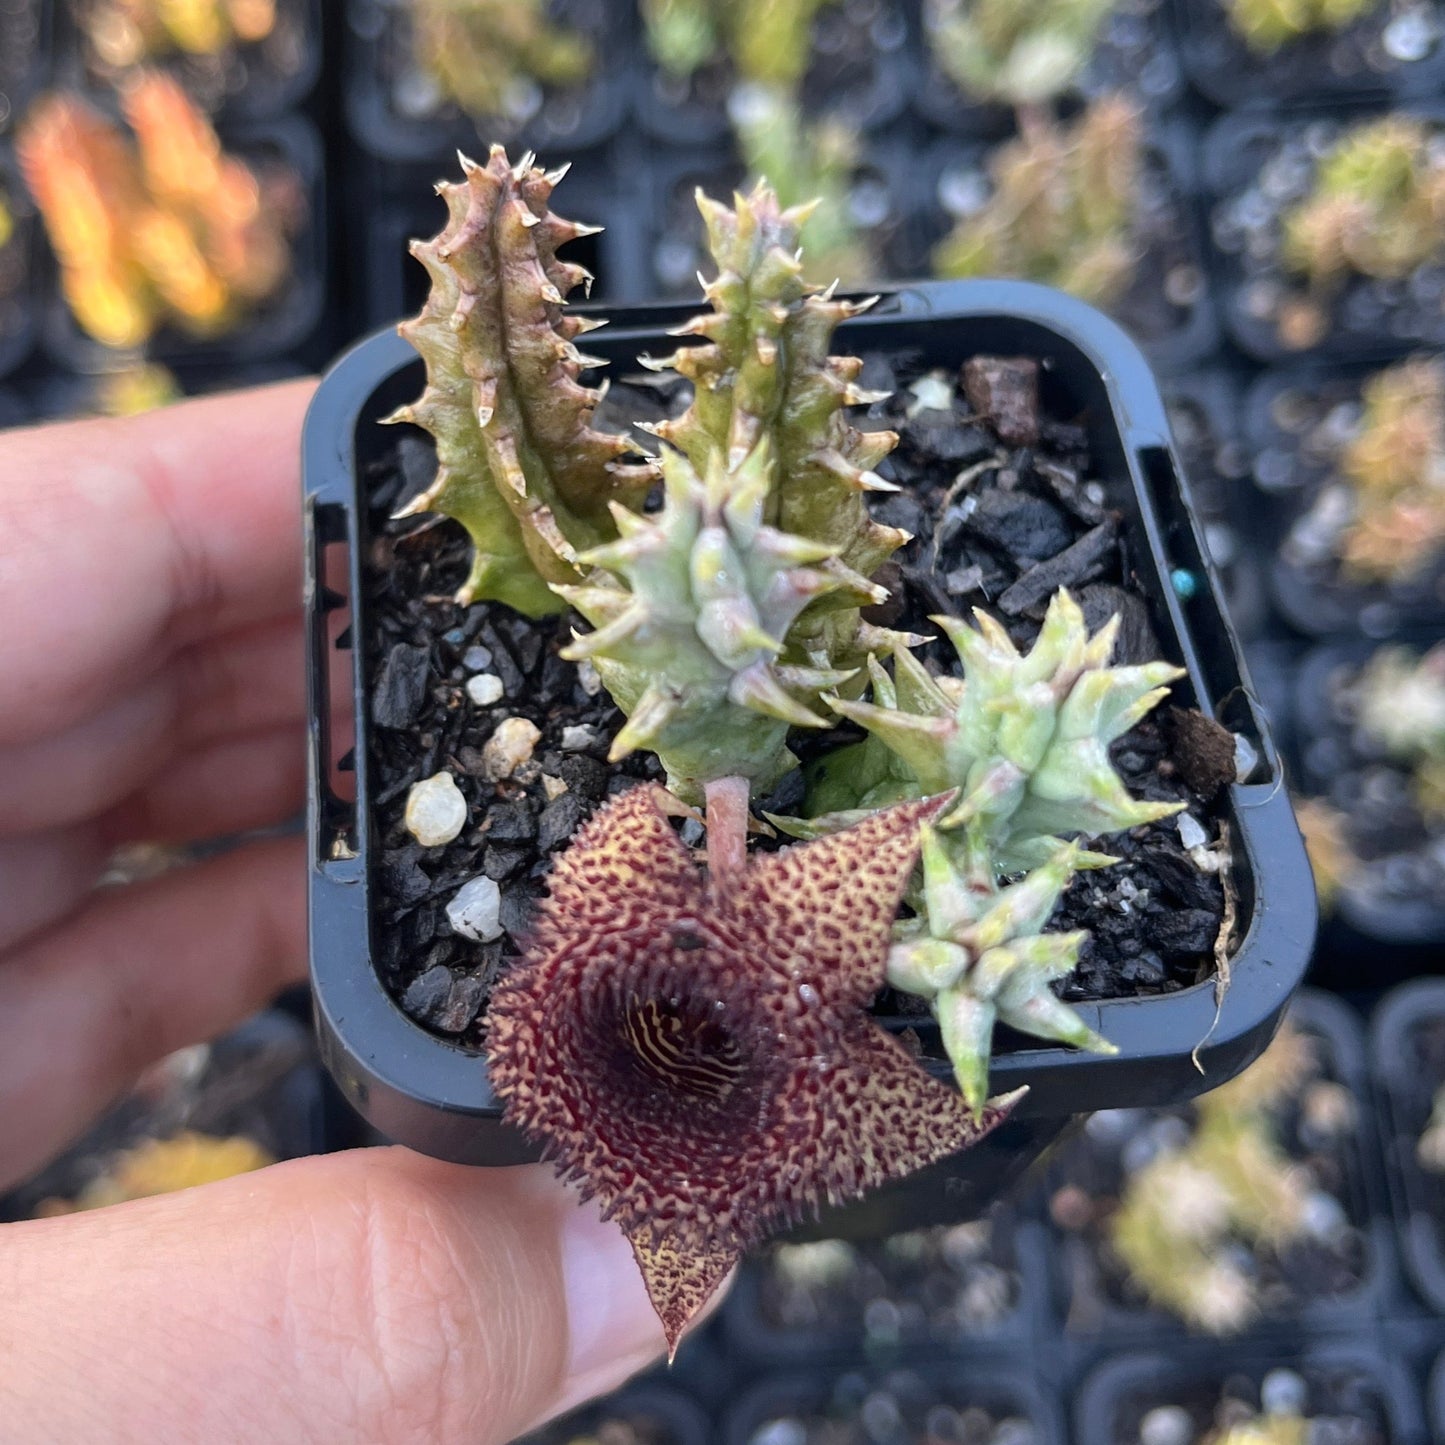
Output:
1212,116,1445,355
1048,1012,1371,1330
740,1370,1041,1445
749,1207,1023,1344
366,349,1229,1039
1113,1364,1393,1445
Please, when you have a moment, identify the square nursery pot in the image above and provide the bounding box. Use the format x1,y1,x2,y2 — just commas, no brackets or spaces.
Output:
721,1362,1065,1445
303,279,1316,1222
1290,640,1445,959
1046,989,1401,1355
1371,979,1445,1314
1072,1343,1427,1445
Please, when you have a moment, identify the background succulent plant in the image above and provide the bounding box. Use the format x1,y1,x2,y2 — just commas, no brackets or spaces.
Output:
1221,0,1379,53
389,146,655,615
79,0,277,63
640,0,837,86
932,96,1142,309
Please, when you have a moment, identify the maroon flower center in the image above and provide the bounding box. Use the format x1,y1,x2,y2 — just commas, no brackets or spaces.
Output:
619,997,746,1102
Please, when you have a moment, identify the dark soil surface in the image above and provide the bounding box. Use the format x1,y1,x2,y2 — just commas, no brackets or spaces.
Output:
746,1207,1023,1344
1048,1011,1372,1330
365,349,1229,1040
735,1370,1043,1445
1297,648,1445,917
1211,115,1445,357
917,140,1205,348
1101,1361,1395,1445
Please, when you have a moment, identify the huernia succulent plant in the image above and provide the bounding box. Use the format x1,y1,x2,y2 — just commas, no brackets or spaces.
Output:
1281,116,1445,293
388,146,655,615
80,0,276,64
1290,357,1445,585
486,784,1022,1354
932,96,1142,309
641,0,721,77
640,0,837,86
557,441,853,800
645,181,905,671
925,0,1120,107
409,0,592,120
17,76,292,348
1221,0,1376,53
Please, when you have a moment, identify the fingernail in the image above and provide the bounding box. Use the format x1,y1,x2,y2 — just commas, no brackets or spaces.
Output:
558,1196,663,1388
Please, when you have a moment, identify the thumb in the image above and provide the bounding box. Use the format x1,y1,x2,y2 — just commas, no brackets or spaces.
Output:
0,1147,672,1445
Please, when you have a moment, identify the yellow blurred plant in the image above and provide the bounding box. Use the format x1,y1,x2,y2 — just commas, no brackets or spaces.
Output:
1108,1026,1318,1334
1223,0,1377,53
17,74,294,349
640,0,836,86
410,0,592,117
1353,642,1445,820
33,1130,273,1215
932,95,1141,308
80,0,276,66
1291,795,1356,914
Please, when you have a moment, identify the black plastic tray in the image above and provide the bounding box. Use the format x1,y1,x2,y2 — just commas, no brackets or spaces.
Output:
1173,0,1445,108
1204,103,1445,366
304,278,1315,1168
0,141,36,383
0,0,51,140
1073,1342,1428,1445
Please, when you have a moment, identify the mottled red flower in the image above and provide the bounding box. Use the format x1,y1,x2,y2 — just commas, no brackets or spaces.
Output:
486,784,1023,1354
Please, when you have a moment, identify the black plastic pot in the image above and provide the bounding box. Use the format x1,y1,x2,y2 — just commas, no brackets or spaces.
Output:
1243,362,1445,641
631,0,914,149
1047,989,1399,1347
39,113,326,373
1372,980,1445,1315
0,0,51,138
519,1381,710,1445
1205,104,1445,366
342,0,629,168
1291,639,1445,951
1173,0,1445,108
904,126,1220,376
54,0,321,119
720,1211,1049,1364
0,1010,327,1223
1073,1343,1427,1445
0,387,28,428
304,279,1314,1182
721,1361,1065,1445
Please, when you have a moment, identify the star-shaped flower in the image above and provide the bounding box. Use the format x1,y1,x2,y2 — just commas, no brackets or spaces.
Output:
486,784,1023,1354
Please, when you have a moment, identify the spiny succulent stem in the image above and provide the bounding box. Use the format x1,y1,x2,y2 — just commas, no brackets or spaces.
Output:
705,775,751,888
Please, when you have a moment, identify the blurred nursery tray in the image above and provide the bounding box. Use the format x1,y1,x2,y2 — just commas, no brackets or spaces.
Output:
0,1010,325,1223
0,142,37,381
342,0,629,168
0,386,28,426
306,279,1312,1178
58,0,321,119
1292,639,1445,946
1173,0,1445,107
912,0,1184,137
1046,991,1395,1343
631,0,913,148
721,1363,1066,1445
721,1212,1048,1364
1372,979,1445,1313
40,112,326,371
1072,1344,1427,1445
0,0,51,136
1242,361,1445,640
1205,103,1445,365
517,1383,710,1445
906,126,1218,375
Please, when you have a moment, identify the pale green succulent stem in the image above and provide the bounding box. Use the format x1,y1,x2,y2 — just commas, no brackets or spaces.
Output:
705,774,752,888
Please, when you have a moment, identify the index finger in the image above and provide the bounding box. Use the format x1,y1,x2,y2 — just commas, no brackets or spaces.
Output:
0,379,315,747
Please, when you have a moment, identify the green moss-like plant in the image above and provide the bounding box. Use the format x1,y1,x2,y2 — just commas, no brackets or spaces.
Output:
932,96,1142,309
925,0,1120,106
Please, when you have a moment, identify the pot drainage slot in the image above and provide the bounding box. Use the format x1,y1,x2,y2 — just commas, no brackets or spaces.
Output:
1135,444,1274,786
311,506,358,861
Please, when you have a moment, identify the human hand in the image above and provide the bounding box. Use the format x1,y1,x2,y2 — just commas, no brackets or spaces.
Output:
0,384,670,1442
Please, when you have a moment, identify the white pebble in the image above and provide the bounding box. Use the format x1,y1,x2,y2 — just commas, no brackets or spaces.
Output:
561,724,599,751
576,660,603,696
481,717,542,781
1177,812,1208,851
542,773,568,801
466,672,504,707
404,772,468,847
446,876,503,942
